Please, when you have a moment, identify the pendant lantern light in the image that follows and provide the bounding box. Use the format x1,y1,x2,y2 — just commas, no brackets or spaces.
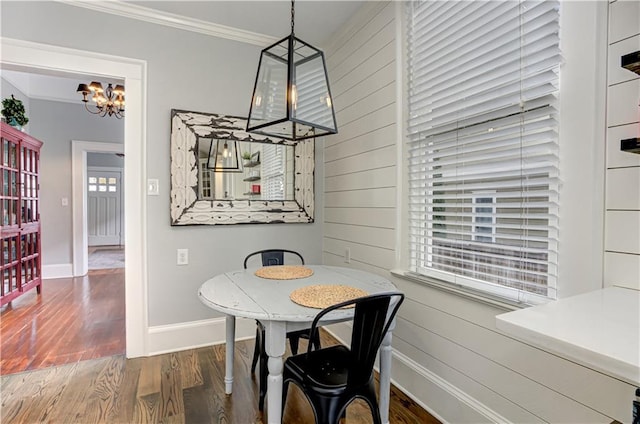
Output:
246,0,337,142
206,139,242,173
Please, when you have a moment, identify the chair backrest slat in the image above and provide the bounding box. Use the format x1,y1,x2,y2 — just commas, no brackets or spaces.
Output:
350,296,391,384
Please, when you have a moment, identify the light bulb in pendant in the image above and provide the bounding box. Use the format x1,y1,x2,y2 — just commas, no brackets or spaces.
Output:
290,84,298,110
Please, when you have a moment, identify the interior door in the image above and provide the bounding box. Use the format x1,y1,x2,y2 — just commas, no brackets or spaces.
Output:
87,168,122,246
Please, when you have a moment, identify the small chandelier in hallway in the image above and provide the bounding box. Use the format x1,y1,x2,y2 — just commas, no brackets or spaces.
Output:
77,82,125,119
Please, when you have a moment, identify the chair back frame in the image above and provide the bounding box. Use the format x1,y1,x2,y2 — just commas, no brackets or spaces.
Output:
305,292,405,386
243,249,305,269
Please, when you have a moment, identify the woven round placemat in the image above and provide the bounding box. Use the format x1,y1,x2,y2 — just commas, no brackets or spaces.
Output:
289,285,368,309
254,265,314,280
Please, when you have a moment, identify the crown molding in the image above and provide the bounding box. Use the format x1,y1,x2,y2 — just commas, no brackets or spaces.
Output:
55,0,277,47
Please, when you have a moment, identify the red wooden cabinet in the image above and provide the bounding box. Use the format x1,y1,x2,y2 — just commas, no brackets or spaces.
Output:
1,122,42,306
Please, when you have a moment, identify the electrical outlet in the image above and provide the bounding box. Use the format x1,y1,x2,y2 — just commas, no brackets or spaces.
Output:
344,247,351,264
177,248,188,265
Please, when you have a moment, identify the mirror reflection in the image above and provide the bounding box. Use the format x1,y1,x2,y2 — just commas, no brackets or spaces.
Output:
197,139,294,201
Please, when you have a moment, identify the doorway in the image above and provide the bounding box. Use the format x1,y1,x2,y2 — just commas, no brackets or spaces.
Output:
1,37,148,358
72,142,125,275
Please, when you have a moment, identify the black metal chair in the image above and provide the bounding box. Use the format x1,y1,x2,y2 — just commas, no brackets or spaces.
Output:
282,292,405,424
243,249,321,411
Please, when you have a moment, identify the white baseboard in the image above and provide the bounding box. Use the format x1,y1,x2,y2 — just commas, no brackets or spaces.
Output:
42,263,73,279
147,316,256,356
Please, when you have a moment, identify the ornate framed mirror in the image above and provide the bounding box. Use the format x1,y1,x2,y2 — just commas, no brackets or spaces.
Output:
170,109,314,225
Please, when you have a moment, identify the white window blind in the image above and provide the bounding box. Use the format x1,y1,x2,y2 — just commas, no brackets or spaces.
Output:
406,0,560,304
262,144,285,200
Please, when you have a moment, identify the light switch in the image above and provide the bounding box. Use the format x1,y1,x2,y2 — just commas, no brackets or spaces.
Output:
147,179,159,196
61,197,68,206
177,249,188,265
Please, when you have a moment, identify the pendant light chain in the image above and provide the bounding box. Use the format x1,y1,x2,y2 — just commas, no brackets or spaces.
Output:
291,0,295,36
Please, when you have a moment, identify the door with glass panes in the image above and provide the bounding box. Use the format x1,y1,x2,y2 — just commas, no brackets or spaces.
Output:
87,169,122,246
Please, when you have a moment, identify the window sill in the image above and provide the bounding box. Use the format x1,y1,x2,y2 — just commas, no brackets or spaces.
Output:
496,287,640,387
390,269,529,312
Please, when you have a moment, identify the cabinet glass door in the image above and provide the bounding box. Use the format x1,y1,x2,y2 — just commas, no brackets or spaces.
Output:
1,136,20,226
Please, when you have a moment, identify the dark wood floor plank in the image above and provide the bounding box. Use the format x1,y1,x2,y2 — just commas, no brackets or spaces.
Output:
161,412,186,424
138,354,163,397
158,353,185,420
86,355,127,423
183,384,214,424
48,358,111,424
15,361,81,423
134,392,161,424
179,349,203,390
114,356,143,423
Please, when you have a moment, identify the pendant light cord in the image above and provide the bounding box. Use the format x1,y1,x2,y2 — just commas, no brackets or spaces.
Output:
291,0,295,36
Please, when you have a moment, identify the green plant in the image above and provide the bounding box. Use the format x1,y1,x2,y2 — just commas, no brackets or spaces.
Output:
2,95,29,126
242,151,252,160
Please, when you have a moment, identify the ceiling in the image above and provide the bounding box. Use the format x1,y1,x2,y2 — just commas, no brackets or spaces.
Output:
1,0,365,104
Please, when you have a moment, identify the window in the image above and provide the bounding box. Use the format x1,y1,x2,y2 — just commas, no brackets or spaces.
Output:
88,174,118,194
262,144,285,200
473,193,496,243
198,159,213,199
406,1,560,304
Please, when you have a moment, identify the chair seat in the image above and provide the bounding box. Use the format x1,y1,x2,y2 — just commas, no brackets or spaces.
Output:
285,345,361,394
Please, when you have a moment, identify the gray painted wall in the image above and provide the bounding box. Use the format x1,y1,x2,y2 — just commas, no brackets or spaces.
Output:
87,152,124,168
1,1,324,326
29,99,123,265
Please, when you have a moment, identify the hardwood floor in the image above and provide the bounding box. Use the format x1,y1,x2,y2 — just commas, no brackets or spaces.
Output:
1,334,440,423
1,268,440,423
1,269,125,375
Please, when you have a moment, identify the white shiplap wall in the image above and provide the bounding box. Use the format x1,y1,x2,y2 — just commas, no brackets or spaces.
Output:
605,0,640,291
323,1,397,272
323,2,637,423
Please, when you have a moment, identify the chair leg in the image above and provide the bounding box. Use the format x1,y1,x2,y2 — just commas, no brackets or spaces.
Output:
251,326,261,374
363,385,382,424
288,335,300,355
258,376,266,412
